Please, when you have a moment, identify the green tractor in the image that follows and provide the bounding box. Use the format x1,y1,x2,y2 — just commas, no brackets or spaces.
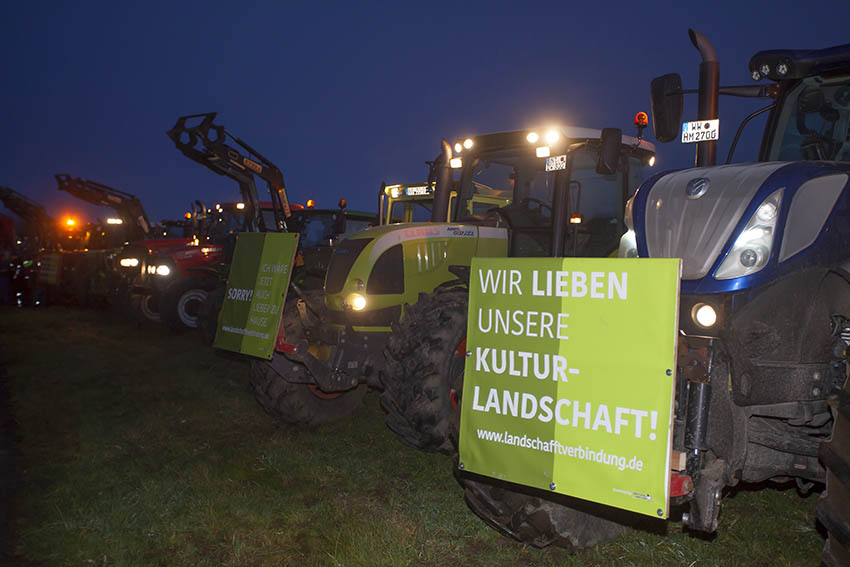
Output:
249,180,455,423
250,126,655,432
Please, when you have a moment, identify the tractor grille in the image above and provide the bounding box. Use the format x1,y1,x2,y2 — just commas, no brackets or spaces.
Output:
643,162,785,279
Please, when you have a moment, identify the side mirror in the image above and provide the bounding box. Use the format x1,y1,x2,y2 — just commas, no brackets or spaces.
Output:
596,128,622,175
650,73,683,143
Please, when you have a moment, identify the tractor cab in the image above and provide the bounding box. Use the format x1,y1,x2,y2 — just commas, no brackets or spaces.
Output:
448,127,655,258
288,202,375,249
762,73,850,162
379,182,455,224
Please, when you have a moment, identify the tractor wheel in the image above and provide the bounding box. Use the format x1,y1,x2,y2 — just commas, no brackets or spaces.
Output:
818,371,850,567
249,295,366,425
249,358,367,425
460,474,629,550
197,284,225,345
381,286,468,454
130,293,161,324
159,276,213,330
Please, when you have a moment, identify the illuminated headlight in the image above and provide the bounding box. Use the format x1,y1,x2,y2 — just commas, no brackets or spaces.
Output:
450,158,463,169
648,155,656,167
536,146,550,158
454,142,463,153
715,188,783,280
347,293,366,311
526,132,539,144
119,257,139,268
692,303,717,328
236,202,245,210
155,265,171,276
756,200,777,222
390,186,402,199
463,138,473,149
106,217,123,225
545,129,560,144
618,229,639,258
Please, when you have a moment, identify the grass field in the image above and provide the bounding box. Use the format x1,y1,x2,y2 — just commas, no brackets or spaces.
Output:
0,306,826,566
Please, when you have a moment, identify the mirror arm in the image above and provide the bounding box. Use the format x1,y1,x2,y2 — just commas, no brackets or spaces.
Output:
725,103,776,164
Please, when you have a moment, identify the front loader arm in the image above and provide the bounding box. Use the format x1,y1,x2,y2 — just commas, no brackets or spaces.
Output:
166,112,290,233
0,186,55,245
54,174,152,241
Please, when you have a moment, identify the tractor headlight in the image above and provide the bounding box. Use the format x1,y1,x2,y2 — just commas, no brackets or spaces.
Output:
155,265,171,276
346,293,366,311
715,188,783,280
623,196,635,231
618,229,639,258
692,303,717,328
120,257,139,268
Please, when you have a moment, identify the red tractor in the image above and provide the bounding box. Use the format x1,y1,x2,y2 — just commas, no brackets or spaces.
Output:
150,112,293,330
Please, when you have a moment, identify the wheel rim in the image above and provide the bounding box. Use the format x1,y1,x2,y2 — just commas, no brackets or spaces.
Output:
308,384,343,400
177,289,208,328
139,294,160,322
450,337,467,412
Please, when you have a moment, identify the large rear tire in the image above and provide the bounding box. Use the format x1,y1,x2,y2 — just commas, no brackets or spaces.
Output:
460,474,629,550
159,276,214,330
249,359,367,425
818,371,850,567
381,286,468,454
249,296,366,425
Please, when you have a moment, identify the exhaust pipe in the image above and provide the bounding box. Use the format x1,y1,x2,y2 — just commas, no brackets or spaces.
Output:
689,29,719,167
430,139,453,222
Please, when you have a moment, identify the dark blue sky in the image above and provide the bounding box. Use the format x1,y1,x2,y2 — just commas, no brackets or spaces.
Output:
2,1,849,225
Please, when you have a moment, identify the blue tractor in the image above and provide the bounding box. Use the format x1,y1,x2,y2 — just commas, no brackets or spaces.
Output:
459,31,850,560
619,30,850,564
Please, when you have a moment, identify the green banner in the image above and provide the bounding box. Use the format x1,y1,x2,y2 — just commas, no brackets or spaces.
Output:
215,232,299,359
458,257,680,518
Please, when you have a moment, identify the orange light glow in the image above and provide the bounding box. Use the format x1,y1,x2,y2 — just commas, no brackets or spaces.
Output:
306,199,315,208
184,212,192,219
64,218,76,227
634,112,649,127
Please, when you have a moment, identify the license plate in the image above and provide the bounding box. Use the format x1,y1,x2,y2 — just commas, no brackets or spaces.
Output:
405,185,431,196
681,119,719,143
545,155,567,171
